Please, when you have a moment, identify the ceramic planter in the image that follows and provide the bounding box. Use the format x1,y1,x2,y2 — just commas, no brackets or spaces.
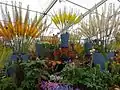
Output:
84,41,92,54
11,54,18,61
35,43,42,57
35,43,49,58
93,52,114,71
6,66,16,77
61,32,69,48
11,53,29,62
21,54,29,62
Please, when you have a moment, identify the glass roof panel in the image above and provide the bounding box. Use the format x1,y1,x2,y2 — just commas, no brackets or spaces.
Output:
0,0,120,17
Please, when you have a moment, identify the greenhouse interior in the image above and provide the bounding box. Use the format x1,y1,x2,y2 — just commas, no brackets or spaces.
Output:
0,0,120,90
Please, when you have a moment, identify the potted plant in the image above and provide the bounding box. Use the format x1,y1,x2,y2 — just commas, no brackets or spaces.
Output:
51,8,81,49
79,4,120,70
0,3,50,60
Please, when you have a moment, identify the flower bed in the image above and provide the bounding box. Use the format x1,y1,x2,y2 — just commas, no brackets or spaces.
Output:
40,81,84,90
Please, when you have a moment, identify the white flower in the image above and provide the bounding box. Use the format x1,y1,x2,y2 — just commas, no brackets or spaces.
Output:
114,88,120,90
90,53,93,55
50,75,56,80
92,49,95,52
90,48,95,53
56,76,61,80
90,50,92,53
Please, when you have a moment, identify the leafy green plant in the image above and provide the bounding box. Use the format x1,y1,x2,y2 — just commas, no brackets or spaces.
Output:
60,64,120,90
0,44,13,69
0,77,17,90
20,60,49,90
110,62,120,74
0,59,50,90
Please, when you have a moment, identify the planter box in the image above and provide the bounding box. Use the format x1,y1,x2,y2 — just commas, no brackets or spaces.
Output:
93,52,114,71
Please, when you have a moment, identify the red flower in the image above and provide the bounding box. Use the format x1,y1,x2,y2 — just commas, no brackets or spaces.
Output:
53,50,60,56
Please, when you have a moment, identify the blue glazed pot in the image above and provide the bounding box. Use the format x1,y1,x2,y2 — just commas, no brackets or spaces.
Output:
61,32,69,48
21,54,29,62
11,53,18,61
6,67,16,77
84,42,92,54
35,43,41,57
11,53,29,62
35,43,49,57
93,52,114,71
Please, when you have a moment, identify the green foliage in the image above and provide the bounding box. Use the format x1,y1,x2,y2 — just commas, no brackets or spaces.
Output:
0,59,50,90
111,62,120,74
20,60,49,90
0,44,13,69
60,64,120,90
0,77,17,90
42,43,57,49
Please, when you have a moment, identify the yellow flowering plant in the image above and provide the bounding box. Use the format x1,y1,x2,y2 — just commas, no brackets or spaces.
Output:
0,3,50,53
51,8,81,32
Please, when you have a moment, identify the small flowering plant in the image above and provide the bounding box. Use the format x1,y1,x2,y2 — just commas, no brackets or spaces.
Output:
110,61,120,74
114,50,120,63
40,74,63,90
90,48,96,55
